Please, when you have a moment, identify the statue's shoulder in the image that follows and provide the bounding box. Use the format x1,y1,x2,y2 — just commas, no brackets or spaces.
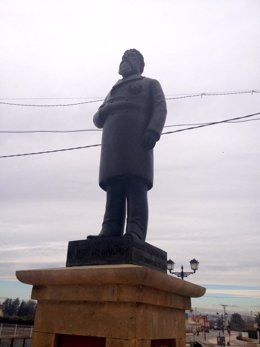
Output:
142,76,153,82
141,76,160,85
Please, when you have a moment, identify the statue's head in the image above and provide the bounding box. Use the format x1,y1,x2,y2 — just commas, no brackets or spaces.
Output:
119,49,145,77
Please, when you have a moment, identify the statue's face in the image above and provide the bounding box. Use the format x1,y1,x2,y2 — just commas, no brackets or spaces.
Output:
119,60,133,78
119,53,140,77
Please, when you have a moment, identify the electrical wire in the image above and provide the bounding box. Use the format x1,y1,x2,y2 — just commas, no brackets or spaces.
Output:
1,117,260,134
164,117,260,128
161,112,260,135
0,90,259,107
0,144,101,158
0,129,101,134
0,97,103,100
0,99,104,107
0,112,259,159
166,90,260,100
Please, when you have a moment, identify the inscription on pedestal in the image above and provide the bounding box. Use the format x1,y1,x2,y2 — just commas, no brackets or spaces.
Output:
57,335,105,347
66,238,167,273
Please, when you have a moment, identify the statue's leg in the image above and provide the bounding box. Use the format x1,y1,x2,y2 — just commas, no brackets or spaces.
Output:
124,178,148,241
99,179,126,237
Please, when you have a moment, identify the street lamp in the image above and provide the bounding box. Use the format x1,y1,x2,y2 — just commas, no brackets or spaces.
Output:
216,312,228,347
167,258,199,280
216,312,228,333
201,314,208,340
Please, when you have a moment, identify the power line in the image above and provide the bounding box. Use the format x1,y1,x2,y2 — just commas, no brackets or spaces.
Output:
226,117,260,123
1,117,260,134
164,117,260,128
161,112,260,135
0,90,259,107
0,129,101,134
166,89,260,100
0,99,104,107
0,97,103,100
0,111,259,159
0,144,101,158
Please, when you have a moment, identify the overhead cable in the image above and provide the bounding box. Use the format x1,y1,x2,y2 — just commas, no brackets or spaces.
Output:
0,99,104,107
0,112,259,159
161,112,260,135
1,117,260,134
0,129,101,134
0,144,101,158
166,89,260,100
0,90,259,107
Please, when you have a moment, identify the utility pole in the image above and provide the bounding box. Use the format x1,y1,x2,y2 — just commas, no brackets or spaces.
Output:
221,304,229,330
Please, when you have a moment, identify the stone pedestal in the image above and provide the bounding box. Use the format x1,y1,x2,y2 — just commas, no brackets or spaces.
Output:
16,265,205,347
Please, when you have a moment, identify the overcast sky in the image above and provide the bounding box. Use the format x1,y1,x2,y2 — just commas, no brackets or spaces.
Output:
0,0,260,315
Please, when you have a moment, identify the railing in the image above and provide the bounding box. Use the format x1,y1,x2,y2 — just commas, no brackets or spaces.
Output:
0,324,33,347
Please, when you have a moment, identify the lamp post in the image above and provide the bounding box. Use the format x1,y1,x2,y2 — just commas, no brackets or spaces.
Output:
167,258,199,280
217,312,228,334
201,314,208,340
216,312,223,333
216,313,227,347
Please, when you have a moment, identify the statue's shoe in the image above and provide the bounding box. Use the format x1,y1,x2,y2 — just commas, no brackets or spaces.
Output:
123,232,144,242
87,232,122,239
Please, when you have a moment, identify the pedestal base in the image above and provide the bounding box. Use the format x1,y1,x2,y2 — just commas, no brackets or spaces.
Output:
16,265,205,347
66,238,167,273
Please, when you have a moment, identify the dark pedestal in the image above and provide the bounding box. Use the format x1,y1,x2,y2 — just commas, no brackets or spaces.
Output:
66,238,167,273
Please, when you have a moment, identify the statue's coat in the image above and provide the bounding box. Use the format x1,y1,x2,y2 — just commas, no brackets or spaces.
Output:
94,74,167,191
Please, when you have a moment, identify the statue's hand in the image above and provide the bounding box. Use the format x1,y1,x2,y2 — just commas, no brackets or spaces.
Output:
99,103,116,118
99,104,108,117
98,104,111,124
142,130,158,150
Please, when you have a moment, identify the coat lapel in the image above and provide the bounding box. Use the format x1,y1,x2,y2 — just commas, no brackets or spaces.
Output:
111,74,143,91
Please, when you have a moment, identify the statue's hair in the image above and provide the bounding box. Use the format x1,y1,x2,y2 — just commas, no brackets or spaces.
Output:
123,49,145,73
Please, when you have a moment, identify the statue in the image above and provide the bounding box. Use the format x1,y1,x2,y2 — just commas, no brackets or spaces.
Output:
88,49,167,242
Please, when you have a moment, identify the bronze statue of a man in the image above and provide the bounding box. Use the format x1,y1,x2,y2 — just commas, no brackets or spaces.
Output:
90,49,167,241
